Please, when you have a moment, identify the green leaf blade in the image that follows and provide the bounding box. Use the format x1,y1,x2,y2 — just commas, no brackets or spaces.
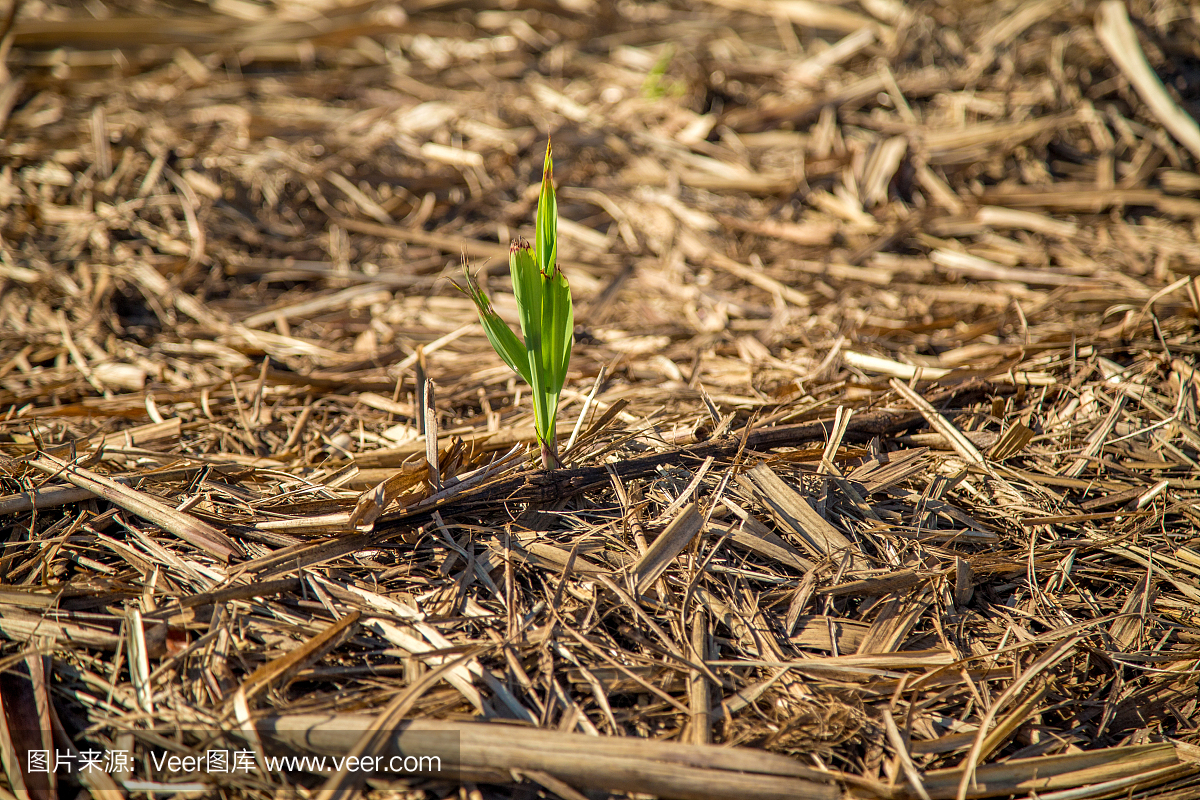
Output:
536,266,572,454
541,268,573,397
509,238,552,445
509,237,543,363
458,265,532,386
535,140,558,278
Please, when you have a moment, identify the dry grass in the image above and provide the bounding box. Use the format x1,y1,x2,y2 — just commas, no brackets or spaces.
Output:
2,0,1200,798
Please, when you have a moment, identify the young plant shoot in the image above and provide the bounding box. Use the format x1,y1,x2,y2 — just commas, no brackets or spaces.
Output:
461,141,573,469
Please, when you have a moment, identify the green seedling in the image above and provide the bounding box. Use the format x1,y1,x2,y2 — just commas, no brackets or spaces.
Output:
460,140,573,469
642,44,685,99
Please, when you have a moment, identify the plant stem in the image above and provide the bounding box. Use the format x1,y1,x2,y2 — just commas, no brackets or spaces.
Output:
539,433,562,470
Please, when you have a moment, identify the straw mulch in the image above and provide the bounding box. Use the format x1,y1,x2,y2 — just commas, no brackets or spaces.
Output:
2,0,1200,797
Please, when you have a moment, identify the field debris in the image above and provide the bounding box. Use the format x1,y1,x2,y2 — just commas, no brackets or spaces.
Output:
2,0,1200,798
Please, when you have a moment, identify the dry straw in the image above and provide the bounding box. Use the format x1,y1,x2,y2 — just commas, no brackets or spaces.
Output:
1,0,1200,798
